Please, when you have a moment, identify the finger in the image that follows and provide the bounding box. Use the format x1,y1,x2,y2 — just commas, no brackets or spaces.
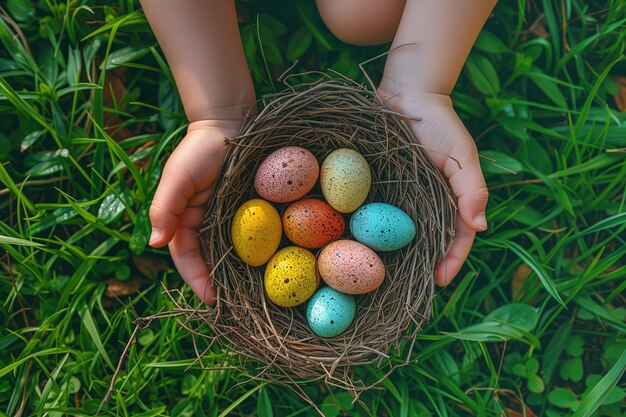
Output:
169,225,216,304
177,204,208,228
149,130,223,248
149,156,196,247
405,104,489,232
149,134,220,247
443,128,489,232
436,214,476,286
187,187,212,208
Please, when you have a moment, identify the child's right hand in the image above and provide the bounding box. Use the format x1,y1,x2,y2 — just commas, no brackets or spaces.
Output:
148,120,241,303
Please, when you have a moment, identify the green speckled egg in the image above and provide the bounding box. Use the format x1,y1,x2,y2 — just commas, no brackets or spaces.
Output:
320,148,371,213
264,246,319,307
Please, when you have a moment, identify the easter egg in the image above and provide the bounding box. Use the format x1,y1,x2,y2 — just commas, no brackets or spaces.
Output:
320,148,371,213
350,203,416,251
264,247,319,307
306,287,356,338
318,240,385,294
282,199,345,249
254,147,319,203
231,199,282,266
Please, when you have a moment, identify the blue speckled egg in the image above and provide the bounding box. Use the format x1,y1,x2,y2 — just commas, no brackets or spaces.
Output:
306,287,355,338
350,203,416,251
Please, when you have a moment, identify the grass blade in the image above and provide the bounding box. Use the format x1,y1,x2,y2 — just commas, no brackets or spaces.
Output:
572,349,626,417
0,234,44,247
218,382,267,417
483,240,565,306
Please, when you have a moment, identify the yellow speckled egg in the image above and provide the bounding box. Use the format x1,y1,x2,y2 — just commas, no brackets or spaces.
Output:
231,199,282,266
264,247,319,307
320,148,371,213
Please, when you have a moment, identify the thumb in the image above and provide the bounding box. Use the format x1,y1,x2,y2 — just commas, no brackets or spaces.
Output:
149,157,195,248
444,137,489,232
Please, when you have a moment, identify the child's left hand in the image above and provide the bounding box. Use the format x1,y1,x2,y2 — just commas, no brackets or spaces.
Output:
377,87,489,286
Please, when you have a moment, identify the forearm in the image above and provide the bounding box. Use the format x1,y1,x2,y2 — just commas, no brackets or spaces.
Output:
381,0,497,95
140,0,255,122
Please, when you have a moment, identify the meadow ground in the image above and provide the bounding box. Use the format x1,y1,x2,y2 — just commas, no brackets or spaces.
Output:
1,0,625,416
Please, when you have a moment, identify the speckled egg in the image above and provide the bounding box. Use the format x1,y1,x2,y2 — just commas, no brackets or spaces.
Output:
264,247,319,307
282,199,345,249
306,287,356,338
320,148,371,213
231,199,282,266
318,240,385,294
350,203,416,251
254,147,319,203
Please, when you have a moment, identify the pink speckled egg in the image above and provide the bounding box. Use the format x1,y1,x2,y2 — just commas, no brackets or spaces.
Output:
318,240,385,295
283,199,345,249
254,147,319,203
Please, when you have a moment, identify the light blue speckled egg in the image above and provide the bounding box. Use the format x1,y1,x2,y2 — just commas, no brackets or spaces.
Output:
306,287,355,338
350,203,416,251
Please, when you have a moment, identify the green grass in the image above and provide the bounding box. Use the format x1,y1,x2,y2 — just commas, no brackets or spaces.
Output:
1,0,625,416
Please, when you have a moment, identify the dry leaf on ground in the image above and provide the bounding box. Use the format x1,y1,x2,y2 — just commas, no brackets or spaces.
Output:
105,277,142,298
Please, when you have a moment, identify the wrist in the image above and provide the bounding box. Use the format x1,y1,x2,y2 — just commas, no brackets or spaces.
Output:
377,81,453,108
183,120,242,153
188,119,243,135
187,99,256,125
380,56,456,98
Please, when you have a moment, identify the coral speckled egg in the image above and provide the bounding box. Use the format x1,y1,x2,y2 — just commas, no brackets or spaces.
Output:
231,199,282,266
320,148,371,213
306,287,355,338
264,247,319,307
254,147,319,203
318,240,385,294
282,199,345,249
350,203,416,251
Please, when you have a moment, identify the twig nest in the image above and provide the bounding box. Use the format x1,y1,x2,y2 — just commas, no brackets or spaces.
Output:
196,74,456,392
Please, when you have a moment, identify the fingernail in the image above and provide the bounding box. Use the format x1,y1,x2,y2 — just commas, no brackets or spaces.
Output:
473,213,488,230
149,228,162,246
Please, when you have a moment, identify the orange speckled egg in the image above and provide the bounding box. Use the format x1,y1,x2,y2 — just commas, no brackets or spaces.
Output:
318,240,385,294
283,199,345,249
254,147,319,203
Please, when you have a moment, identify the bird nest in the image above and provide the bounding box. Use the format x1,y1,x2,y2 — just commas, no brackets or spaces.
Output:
180,74,455,398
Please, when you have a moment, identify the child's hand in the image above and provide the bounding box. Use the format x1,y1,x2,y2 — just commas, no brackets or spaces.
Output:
148,120,240,303
377,88,489,286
